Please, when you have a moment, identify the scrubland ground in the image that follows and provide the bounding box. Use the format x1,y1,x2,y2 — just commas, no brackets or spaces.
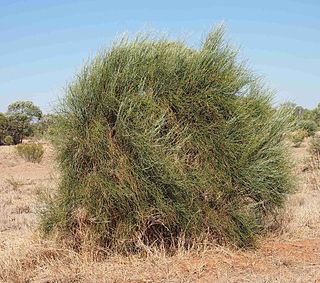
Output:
0,140,319,283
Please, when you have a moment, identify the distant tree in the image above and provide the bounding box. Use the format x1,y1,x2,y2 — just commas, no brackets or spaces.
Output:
0,113,8,144
5,101,43,144
6,114,30,144
7,101,42,122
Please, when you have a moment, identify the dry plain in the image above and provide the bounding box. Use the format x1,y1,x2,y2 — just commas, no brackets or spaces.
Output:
0,140,319,282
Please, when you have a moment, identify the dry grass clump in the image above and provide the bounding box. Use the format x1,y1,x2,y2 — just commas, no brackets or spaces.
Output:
16,143,44,163
289,129,308,147
0,235,219,283
42,26,293,252
3,135,14,145
2,235,320,283
308,134,320,191
279,139,320,240
309,133,320,155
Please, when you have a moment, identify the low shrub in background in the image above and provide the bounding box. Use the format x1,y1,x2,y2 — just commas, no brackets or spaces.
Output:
289,129,308,147
16,143,44,163
42,26,293,253
3,135,14,145
296,119,318,137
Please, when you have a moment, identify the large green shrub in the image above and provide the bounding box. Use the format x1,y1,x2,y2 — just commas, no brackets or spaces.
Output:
43,27,293,251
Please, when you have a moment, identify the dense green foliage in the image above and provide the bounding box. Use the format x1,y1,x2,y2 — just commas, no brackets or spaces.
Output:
7,101,42,120
0,101,43,144
16,143,44,163
43,27,293,252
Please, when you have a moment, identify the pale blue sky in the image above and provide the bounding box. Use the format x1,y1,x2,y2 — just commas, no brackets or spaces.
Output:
0,0,319,112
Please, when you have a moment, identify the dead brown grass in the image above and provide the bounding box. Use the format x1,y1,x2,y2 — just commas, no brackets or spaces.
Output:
280,139,320,240
0,141,320,283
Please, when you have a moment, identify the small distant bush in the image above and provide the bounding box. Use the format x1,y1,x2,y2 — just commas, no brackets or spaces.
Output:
297,120,318,137
289,130,308,147
309,134,320,155
4,135,14,145
16,143,44,163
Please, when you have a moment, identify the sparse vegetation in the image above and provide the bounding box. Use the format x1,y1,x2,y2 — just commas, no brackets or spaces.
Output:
42,26,293,252
16,143,44,163
297,119,318,137
306,133,320,192
309,133,320,156
5,176,24,191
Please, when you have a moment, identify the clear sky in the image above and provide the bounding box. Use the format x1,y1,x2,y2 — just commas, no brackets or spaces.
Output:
0,0,319,113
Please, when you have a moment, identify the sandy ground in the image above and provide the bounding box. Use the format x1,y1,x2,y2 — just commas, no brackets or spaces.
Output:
0,143,56,244
0,140,319,282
